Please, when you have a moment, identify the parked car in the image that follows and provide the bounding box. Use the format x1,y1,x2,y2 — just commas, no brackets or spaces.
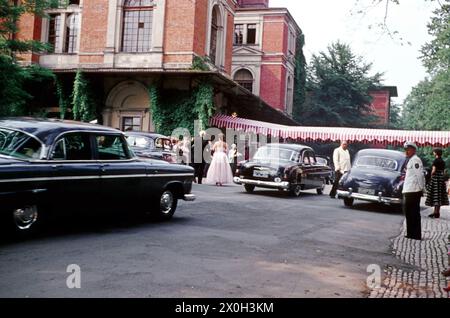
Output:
0,118,195,235
234,143,332,197
316,155,335,185
125,131,177,163
337,149,407,207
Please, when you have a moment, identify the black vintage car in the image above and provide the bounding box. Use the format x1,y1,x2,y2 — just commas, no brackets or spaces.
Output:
0,118,195,235
337,149,407,207
125,131,177,163
316,155,335,185
234,144,332,197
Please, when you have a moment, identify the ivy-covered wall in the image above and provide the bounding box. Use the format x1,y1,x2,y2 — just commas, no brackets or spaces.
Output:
150,81,215,136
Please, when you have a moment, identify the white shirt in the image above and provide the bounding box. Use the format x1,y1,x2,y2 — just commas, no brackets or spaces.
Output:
333,147,351,173
403,155,425,194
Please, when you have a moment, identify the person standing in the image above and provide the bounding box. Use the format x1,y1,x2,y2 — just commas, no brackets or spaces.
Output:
191,131,209,184
402,142,425,240
228,143,242,174
425,148,449,218
329,141,351,198
205,133,234,186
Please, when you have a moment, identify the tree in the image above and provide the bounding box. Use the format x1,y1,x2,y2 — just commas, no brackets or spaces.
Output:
303,41,383,127
402,1,450,131
0,0,58,117
292,33,307,123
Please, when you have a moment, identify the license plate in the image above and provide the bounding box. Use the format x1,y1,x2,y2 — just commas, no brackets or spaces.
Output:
253,170,269,178
358,187,375,195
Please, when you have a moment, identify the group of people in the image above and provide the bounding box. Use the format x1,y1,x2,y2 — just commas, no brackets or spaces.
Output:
183,132,240,187
329,140,450,291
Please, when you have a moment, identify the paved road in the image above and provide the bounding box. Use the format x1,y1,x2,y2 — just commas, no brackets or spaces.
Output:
0,184,410,298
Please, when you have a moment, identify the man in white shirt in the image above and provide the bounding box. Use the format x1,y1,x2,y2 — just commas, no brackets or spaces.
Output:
330,140,352,198
402,141,425,240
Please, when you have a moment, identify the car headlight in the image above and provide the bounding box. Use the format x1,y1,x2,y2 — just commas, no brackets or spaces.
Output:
274,178,282,183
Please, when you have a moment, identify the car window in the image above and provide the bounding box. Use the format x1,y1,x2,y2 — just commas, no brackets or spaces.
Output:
303,151,316,165
0,128,42,160
254,147,297,162
355,156,398,170
126,136,153,149
96,135,129,160
52,133,92,160
316,157,327,165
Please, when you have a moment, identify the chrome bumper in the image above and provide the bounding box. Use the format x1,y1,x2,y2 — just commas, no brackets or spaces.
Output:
233,177,290,190
183,194,196,202
337,190,402,205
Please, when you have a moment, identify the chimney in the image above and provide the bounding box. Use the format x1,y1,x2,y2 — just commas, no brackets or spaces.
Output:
238,0,269,9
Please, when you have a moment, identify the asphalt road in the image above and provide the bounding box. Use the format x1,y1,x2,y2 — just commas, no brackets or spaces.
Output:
0,184,411,298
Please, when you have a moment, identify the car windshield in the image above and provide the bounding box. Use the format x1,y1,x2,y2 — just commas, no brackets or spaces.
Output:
254,147,297,162
316,157,328,165
0,128,42,160
355,156,398,170
126,136,154,149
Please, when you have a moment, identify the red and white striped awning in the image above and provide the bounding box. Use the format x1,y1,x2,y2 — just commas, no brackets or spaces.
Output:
210,115,450,147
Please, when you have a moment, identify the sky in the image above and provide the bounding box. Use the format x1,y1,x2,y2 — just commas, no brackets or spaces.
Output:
270,0,439,103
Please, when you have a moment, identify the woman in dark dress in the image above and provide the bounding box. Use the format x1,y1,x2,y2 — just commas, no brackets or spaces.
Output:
426,148,449,218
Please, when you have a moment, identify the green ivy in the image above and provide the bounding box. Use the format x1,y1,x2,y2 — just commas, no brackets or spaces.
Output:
191,56,211,71
149,82,215,136
71,69,95,122
292,33,306,123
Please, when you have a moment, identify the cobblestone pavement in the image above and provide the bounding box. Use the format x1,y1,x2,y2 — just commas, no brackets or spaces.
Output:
370,207,450,298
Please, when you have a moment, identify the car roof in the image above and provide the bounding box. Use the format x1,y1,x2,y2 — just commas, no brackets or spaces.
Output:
0,117,121,145
264,143,312,152
124,131,169,139
356,149,406,161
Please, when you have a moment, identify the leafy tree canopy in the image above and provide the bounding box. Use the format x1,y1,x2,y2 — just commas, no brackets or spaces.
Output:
303,41,383,127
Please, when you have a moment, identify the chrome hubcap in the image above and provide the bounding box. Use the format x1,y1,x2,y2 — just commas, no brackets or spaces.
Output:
13,205,38,230
294,186,301,196
160,191,174,214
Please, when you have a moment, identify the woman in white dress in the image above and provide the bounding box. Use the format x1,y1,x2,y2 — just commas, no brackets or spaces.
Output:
206,133,234,186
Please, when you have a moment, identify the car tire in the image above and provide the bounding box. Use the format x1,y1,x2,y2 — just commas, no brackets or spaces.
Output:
317,185,325,195
244,184,256,193
344,198,354,207
155,190,178,221
9,203,41,237
289,184,302,197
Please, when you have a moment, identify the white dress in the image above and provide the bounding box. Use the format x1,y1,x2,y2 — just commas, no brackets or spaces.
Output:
206,143,234,185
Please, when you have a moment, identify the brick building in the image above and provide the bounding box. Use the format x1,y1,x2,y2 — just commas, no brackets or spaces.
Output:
16,0,299,132
368,86,398,127
232,0,301,115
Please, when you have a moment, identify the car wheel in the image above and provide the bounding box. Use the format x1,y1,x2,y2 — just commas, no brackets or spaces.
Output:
289,184,302,197
317,182,325,195
244,184,255,193
10,204,41,236
156,190,178,221
344,198,354,207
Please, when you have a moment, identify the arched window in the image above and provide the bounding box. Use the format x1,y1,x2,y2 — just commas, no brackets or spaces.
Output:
122,0,154,53
209,6,220,65
234,69,254,93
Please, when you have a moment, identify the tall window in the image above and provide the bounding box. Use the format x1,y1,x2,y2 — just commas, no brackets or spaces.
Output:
234,69,254,93
209,6,219,64
234,24,244,45
246,24,256,44
122,0,154,53
286,76,293,114
46,1,80,54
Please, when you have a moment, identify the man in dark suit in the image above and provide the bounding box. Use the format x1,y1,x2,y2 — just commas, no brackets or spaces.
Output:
191,131,209,184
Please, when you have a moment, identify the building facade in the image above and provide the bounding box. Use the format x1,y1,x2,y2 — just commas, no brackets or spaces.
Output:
16,0,299,132
232,0,302,116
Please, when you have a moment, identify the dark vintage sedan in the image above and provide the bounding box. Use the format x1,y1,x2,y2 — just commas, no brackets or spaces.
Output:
0,118,195,235
234,144,332,197
125,131,177,163
337,149,407,207
316,155,335,185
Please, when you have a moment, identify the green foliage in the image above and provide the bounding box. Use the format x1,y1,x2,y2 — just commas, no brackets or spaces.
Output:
388,102,402,129
191,56,211,71
0,54,54,116
55,78,68,119
420,1,450,74
149,82,215,136
292,33,307,123
402,2,450,132
71,70,95,122
303,41,383,127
